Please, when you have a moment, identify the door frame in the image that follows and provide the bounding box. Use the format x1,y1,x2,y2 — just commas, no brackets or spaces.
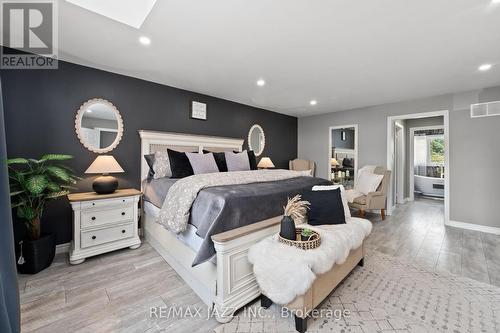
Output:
394,122,405,204
328,124,359,182
386,110,449,223
408,125,445,201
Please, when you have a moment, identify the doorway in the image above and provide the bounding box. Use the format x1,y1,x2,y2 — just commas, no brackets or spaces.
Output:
328,125,358,188
386,110,449,222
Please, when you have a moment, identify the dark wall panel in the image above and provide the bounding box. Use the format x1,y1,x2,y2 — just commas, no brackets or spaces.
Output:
1,60,297,245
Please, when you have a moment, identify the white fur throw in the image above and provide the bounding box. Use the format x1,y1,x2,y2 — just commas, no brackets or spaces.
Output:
247,217,372,305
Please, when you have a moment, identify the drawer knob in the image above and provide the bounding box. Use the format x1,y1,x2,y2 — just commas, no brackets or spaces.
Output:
91,216,96,221
121,212,125,216
122,230,126,234
92,236,96,240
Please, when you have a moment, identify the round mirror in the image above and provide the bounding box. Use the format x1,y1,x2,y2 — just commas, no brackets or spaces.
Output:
75,98,123,153
248,124,265,156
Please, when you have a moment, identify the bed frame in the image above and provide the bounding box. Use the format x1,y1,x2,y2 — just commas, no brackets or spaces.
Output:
139,130,281,322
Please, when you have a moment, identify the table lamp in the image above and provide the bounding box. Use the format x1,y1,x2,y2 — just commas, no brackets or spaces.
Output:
257,157,275,169
85,155,124,194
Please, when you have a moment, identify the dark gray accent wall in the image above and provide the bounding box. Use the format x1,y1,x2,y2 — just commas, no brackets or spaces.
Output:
0,59,297,245
0,80,20,333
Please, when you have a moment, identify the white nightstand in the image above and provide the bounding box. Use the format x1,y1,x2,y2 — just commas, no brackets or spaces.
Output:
67,189,142,265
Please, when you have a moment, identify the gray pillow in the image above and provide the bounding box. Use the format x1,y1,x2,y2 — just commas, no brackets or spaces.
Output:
185,152,220,174
224,151,250,171
153,150,172,179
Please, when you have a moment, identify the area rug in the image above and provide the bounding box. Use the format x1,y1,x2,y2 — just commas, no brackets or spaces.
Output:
214,250,500,332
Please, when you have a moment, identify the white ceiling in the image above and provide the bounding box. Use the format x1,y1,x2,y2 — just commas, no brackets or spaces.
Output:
57,0,500,117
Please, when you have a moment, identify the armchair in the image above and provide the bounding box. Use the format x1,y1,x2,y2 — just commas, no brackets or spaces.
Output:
289,159,315,176
348,166,391,220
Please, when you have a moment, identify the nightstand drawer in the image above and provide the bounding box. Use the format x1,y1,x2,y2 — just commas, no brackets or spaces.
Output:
81,206,134,229
81,223,134,248
80,197,135,210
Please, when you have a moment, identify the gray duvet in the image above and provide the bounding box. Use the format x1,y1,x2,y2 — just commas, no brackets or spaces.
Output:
144,176,330,266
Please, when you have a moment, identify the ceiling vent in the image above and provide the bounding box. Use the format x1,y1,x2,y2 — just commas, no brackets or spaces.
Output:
470,101,500,118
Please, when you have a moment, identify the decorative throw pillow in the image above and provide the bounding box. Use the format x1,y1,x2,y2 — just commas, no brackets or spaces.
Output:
301,188,346,225
152,151,172,179
355,172,383,195
312,185,351,218
203,150,228,172
186,152,220,174
225,151,250,171
247,150,258,170
144,154,155,181
167,149,194,178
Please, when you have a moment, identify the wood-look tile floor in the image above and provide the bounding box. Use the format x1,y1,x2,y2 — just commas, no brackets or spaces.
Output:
18,197,500,332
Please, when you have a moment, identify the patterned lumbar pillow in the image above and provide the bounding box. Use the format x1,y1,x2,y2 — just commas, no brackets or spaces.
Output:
152,150,172,179
225,150,250,171
186,152,220,174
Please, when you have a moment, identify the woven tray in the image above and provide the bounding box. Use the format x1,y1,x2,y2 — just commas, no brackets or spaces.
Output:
278,227,321,250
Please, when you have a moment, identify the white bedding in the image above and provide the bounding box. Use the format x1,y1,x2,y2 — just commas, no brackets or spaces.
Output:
144,201,208,257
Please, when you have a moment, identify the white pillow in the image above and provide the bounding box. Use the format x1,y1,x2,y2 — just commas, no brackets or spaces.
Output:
225,151,250,171
312,185,351,218
185,152,219,174
152,151,172,179
355,172,383,195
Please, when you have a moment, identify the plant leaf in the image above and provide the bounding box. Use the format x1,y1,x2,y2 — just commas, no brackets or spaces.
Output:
9,190,24,196
40,154,73,162
46,190,69,199
25,175,48,195
46,182,61,192
7,158,29,165
46,166,71,182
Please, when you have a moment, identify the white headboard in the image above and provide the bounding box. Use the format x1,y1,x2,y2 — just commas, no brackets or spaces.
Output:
138,130,244,182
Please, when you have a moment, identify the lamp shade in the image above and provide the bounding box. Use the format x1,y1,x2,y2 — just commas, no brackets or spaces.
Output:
331,158,340,166
85,155,124,174
257,157,275,169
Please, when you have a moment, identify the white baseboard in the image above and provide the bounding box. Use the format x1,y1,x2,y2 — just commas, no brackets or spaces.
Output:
446,220,500,235
56,242,70,254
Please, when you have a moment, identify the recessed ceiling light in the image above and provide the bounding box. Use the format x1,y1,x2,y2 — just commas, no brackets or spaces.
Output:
139,36,151,45
492,0,500,4
479,64,492,71
256,79,266,87
310,100,317,106
86,109,92,113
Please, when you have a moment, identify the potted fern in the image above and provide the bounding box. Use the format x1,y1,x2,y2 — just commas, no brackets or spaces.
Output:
8,154,78,274
280,195,310,241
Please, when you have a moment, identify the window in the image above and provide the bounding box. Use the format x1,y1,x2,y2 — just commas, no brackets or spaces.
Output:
429,137,444,165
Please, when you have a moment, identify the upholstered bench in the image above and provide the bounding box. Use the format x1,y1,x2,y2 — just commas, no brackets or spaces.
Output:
260,243,364,332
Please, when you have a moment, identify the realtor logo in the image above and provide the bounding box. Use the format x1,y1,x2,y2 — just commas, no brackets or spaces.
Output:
1,0,58,69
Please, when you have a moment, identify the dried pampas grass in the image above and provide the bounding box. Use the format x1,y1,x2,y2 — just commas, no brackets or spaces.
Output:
283,194,310,221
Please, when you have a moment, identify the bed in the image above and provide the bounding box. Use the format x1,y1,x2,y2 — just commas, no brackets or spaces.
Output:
139,130,329,322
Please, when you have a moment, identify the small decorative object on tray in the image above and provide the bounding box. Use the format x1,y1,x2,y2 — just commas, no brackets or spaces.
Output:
279,194,310,241
278,227,321,250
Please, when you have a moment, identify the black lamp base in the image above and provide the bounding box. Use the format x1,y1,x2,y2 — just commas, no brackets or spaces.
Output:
93,175,118,194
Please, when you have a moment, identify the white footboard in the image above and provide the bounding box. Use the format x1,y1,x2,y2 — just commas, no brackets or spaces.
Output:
212,217,281,322
144,211,281,323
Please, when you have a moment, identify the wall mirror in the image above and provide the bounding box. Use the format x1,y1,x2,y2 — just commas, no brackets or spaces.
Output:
75,98,123,153
248,124,265,156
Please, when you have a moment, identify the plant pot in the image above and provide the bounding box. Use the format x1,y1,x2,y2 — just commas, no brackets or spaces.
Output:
280,216,296,241
17,234,56,274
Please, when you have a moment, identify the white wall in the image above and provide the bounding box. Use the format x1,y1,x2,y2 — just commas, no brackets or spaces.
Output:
298,85,500,228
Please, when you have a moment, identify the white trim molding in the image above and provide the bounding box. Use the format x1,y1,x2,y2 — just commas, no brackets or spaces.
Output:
55,242,70,254
446,220,500,235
